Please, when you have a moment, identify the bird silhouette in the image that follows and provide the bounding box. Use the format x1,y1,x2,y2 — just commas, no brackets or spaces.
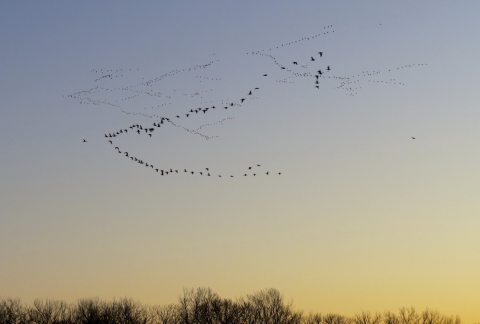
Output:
83,139,87,142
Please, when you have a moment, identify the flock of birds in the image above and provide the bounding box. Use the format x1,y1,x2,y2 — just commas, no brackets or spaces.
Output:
71,24,426,179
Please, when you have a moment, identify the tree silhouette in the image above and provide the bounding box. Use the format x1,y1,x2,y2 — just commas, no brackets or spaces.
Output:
0,288,464,324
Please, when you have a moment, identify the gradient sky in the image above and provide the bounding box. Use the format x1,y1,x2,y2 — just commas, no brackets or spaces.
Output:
1,1,479,323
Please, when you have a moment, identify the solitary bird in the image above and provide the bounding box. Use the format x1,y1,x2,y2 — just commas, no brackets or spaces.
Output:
311,57,315,61
293,62,298,65
83,139,87,142
318,52,323,57
412,137,416,139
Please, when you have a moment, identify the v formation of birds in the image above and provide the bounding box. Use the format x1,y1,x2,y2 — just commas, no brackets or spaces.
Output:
71,25,426,179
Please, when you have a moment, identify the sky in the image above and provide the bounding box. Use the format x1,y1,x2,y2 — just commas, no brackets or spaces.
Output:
1,0,479,322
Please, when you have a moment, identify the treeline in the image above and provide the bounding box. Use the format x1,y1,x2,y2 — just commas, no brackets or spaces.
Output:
0,287,462,324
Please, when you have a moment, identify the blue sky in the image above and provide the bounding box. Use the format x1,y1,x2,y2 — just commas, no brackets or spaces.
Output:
1,1,479,322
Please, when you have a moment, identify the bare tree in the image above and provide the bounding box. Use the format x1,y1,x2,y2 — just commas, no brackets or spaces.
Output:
0,297,27,324
302,313,322,324
241,288,302,324
150,304,179,324
353,311,381,324
384,311,400,324
398,307,420,324
323,313,350,324
420,309,461,324
74,297,106,324
0,288,465,324
109,298,150,324
210,298,243,324
27,299,73,324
